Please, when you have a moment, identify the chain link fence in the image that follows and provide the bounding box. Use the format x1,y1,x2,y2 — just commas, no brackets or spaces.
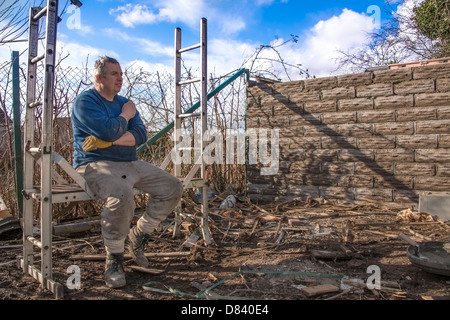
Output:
0,55,248,218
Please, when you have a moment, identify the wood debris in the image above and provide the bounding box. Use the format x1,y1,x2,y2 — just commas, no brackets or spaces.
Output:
4,195,448,300
128,266,164,275
310,249,352,260
70,251,191,261
396,208,435,222
301,284,340,297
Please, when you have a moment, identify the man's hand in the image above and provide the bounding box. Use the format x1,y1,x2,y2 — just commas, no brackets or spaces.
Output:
120,101,137,121
82,136,113,152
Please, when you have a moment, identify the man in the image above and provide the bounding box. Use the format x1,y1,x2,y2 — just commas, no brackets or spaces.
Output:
71,55,184,288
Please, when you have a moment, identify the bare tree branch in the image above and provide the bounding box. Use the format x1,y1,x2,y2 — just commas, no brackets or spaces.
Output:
0,1,45,46
334,0,446,74
242,35,313,81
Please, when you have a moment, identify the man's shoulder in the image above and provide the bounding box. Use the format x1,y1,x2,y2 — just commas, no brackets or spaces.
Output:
74,88,99,104
78,88,96,97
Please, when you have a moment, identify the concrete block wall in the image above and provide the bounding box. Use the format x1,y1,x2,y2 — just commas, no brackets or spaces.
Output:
246,61,450,207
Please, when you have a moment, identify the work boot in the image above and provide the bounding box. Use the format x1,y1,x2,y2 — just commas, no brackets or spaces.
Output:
127,226,150,267
104,253,126,288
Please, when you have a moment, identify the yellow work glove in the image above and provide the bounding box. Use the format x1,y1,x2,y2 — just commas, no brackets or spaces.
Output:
82,136,113,152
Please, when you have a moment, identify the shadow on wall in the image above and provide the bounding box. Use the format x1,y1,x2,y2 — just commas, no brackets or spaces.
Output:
248,83,419,203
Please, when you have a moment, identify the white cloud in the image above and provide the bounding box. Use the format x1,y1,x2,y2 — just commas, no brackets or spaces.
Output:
110,4,160,28
218,17,246,35
395,0,425,38
126,59,173,75
0,42,27,64
109,0,245,36
102,28,173,58
237,8,379,80
56,40,107,68
293,9,377,78
396,0,425,14
156,0,206,27
209,38,256,75
255,0,288,5
110,0,206,28
73,24,94,36
255,0,275,5
136,39,174,58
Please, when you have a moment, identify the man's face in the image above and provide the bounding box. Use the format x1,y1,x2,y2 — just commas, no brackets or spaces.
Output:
98,62,123,95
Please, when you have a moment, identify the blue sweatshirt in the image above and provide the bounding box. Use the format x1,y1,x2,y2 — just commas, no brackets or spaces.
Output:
71,88,147,169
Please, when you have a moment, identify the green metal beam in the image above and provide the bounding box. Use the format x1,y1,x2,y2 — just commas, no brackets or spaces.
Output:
137,68,249,153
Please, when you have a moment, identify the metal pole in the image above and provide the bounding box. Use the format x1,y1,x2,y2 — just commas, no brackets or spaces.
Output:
199,18,211,244
172,27,183,238
40,0,58,282
174,27,182,179
23,5,41,273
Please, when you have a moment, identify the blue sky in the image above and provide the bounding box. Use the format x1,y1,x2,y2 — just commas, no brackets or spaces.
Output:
1,0,410,80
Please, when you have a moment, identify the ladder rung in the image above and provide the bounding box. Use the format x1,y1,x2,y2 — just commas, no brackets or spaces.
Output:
28,101,43,108
26,236,42,248
30,54,45,64
178,78,201,85
25,184,97,203
33,6,47,21
178,113,201,119
178,43,201,53
28,147,41,154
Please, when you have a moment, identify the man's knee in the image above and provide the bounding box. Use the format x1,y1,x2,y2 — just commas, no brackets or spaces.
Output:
107,187,136,208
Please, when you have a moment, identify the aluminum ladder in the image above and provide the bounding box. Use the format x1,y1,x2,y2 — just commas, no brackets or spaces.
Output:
168,18,214,245
20,0,90,299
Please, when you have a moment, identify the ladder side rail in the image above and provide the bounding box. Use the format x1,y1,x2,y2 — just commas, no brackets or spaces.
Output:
174,27,182,179
40,0,59,284
22,6,42,273
200,17,207,182
199,18,212,245
172,27,183,238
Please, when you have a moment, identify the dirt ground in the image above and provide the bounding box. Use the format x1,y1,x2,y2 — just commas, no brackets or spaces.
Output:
1,195,449,304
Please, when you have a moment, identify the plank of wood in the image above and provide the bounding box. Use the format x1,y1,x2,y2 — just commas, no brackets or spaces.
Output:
288,218,303,226
301,284,340,297
128,266,164,274
310,249,351,260
53,220,100,235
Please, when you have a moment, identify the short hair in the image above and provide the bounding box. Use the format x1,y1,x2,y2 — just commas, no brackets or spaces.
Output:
93,55,120,81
